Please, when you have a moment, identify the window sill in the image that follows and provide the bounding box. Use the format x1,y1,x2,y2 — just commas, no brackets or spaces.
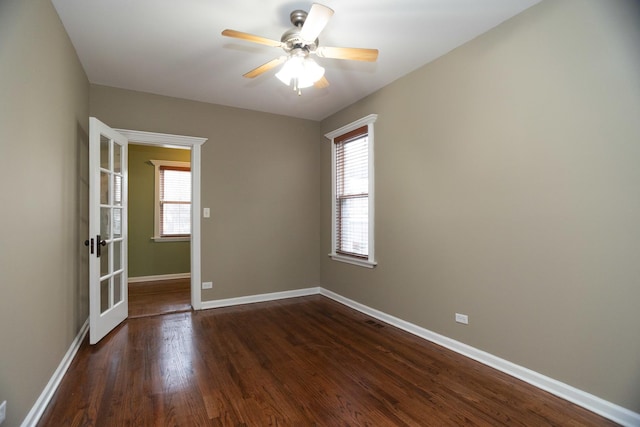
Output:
329,253,377,268
151,236,191,243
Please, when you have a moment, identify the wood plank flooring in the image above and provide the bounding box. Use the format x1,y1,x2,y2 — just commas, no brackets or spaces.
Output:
38,296,616,426
128,278,191,318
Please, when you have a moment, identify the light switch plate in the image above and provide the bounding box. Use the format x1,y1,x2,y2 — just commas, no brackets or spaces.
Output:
203,208,210,218
455,313,469,324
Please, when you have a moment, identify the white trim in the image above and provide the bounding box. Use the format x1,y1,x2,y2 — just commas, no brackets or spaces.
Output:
116,128,207,311
21,319,89,427
149,160,191,167
329,253,377,268
325,114,378,268
190,143,203,310
128,273,191,283
324,114,379,140
115,129,206,148
200,287,321,310
368,118,376,263
319,288,640,427
151,236,190,242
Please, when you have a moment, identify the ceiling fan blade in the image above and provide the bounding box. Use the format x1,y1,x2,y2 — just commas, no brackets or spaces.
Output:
316,46,379,62
299,3,334,43
243,57,286,78
314,75,330,89
221,29,283,48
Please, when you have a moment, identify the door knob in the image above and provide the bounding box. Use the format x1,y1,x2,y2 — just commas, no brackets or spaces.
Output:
96,235,106,257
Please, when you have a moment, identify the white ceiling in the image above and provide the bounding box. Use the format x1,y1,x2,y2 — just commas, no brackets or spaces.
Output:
52,0,541,121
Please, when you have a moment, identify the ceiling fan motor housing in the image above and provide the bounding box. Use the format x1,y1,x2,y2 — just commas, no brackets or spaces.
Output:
281,10,318,55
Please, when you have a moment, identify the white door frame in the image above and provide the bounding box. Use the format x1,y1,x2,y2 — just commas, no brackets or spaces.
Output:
116,129,207,310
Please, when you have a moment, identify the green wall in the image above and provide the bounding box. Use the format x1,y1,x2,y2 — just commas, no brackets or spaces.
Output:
128,144,191,278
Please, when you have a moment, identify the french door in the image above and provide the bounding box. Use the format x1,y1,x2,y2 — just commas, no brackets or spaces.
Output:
88,117,128,344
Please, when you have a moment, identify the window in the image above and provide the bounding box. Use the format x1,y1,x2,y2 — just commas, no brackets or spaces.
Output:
150,160,191,241
325,114,377,268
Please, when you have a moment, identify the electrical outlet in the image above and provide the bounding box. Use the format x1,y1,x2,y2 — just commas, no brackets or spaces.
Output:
0,400,7,425
202,281,213,290
455,313,469,325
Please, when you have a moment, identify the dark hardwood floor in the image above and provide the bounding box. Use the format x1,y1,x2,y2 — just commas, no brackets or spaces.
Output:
128,278,191,318
38,295,616,426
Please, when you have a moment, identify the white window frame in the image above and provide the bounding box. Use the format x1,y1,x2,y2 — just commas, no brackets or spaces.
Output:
325,114,377,268
149,159,191,242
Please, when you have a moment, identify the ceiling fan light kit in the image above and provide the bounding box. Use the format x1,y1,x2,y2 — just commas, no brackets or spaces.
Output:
275,54,325,93
221,3,379,96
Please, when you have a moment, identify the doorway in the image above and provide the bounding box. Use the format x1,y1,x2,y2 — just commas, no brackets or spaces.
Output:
115,128,207,314
127,143,192,317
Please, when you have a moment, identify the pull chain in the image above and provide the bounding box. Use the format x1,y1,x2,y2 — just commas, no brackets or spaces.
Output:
292,78,302,96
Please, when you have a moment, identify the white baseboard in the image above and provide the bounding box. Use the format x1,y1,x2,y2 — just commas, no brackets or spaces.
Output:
21,319,89,427
319,288,640,427
200,287,321,310
128,272,190,283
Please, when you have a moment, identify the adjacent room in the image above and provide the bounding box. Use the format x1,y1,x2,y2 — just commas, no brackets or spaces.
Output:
1,0,639,426
127,143,192,318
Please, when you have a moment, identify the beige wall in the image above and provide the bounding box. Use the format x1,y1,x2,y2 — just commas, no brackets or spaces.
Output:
0,0,90,426
320,0,640,412
128,144,191,278
90,85,322,301
2,0,638,424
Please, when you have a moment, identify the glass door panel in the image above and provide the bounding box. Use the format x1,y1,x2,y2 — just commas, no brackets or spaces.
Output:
100,279,110,314
113,240,122,271
89,117,128,344
100,207,111,239
113,273,123,305
100,135,110,169
114,175,122,205
114,142,122,173
100,245,110,277
113,208,122,238
100,172,109,205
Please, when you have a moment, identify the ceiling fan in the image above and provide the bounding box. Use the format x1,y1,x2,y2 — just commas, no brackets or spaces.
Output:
222,3,379,95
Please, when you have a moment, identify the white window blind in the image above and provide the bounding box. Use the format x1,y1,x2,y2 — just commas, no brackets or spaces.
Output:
159,165,191,236
335,125,369,258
